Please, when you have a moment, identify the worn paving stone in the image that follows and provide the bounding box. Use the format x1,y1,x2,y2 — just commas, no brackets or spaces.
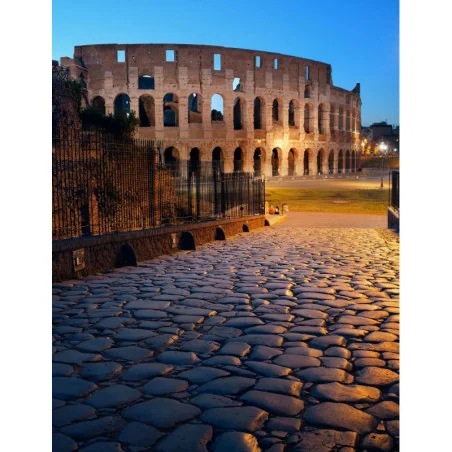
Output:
143,377,189,395
297,367,353,384
177,367,230,383
53,377,98,400
304,402,377,434
273,354,321,369
121,363,174,381
154,424,213,452
78,441,123,452
53,363,75,377
85,384,141,408
218,342,251,357
103,346,153,362
244,361,292,377
53,350,102,365
254,377,303,396
203,355,241,366
157,351,200,365
191,393,243,409
118,421,164,447
311,382,381,403
361,433,394,452
60,416,126,440
355,366,399,386
53,403,97,427
52,432,78,452
285,347,323,357
213,431,260,452
77,358,122,379
289,430,358,451
230,335,283,347
365,401,399,419
240,390,304,415
181,339,220,353
200,406,269,432
123,398,201,428
197,376,256,395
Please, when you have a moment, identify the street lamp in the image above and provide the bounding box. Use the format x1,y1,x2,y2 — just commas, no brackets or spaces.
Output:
379,142,388,188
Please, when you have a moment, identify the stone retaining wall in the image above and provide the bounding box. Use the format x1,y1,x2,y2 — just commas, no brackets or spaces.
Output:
52,215,265,281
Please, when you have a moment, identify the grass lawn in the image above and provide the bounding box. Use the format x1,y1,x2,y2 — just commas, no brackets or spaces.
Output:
265,188,389,215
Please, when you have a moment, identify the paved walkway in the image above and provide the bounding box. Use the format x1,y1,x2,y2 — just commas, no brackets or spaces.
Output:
53,223,399,451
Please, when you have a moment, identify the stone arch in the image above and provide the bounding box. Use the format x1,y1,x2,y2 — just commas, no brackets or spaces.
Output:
189,147,201,173
289,100,298,127
115,243,137,268
92,96,105,115
271,148,281,176
304,84,312,99
288,148,298,176
138,75,155,90
303,149,311,175
188,93,202,124
318,104,328,134
212,147,224,173
164,146,180,176
272,99,282,124
328,150,334,174
179,231,196,250
215,227,226,241
254,97,265,129
163,93,179,127
138,94,155,127
338,149,344,174
346,150,351,173
211,93,224,121
234,147,244,172
304,103,314,133
317,148,326,175
233,97,245,130
243,224,250,232
253,147,266,177
114,93,130,117
352,151,357,172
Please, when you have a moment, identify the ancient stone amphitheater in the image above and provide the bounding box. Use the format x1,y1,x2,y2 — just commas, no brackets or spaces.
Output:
61,44,362,177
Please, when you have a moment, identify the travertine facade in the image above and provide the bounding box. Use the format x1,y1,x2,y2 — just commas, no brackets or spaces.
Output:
61,44,362,176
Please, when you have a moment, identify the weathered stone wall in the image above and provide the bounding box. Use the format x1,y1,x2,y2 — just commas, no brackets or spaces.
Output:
60,44,362,176
52,215,265,281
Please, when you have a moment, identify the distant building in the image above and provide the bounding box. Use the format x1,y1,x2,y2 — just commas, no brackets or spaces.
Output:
361,121,399,155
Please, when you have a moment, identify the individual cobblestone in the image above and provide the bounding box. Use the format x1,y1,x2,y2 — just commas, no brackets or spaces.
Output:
53,225,399,451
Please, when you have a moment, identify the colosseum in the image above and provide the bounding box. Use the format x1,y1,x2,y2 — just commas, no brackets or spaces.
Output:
61,43,362,177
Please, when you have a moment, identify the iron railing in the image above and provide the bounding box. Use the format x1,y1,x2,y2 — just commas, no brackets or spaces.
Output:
389,170,400,211
52,128,265,240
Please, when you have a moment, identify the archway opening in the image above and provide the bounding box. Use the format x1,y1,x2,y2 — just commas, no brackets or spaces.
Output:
138,75,155,90
328,150,334,174
212,147,224,173
317,149,325,175
289,101,296,127
338,150,344,174
92,96,105,115
114,94,130,117
271,148,280,177
253,148,264,177
188,93,202,124
288,149,296,176
233,98,243,130
189,148,200,173
138,95,154,127
346,150,351,173
254,97,263,129
163,93,178,127
164,147,180,176
211,94,224,121
234,147,244,172
304,150,310,175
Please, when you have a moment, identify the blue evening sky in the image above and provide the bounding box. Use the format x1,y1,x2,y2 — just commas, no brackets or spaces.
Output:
52,0,399,127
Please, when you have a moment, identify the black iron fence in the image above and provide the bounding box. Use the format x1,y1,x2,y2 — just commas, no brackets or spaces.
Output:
52,129,265,240
389,170,400,211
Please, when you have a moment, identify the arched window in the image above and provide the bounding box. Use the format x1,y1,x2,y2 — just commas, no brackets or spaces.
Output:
328,150,334,174
212,147,224,173
189,148,200,173
317,149,325,175
234,147,244,172
318,104,328,134
338,150,344,173
164,146,180,176
233,77,243,92
304,85,312,99
346,150,351,173
211,94,224,121
163,93,179,127
139,95,155,127
288,149,297,176
338,108,344,130
114,94,130,117
271,148,280,176
329,106,336,132
188,93,202,124
272,100,279,123
253,148,264,177
289,101,295,127
303,150,310,175
254,97,263,129
233,98,244,130
138,75,155,90
92,96,105,115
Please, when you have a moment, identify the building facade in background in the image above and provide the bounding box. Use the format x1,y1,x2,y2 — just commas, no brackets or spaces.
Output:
60,44,362,177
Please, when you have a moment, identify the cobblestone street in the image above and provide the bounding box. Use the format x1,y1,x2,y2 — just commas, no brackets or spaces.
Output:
53,218,399,451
